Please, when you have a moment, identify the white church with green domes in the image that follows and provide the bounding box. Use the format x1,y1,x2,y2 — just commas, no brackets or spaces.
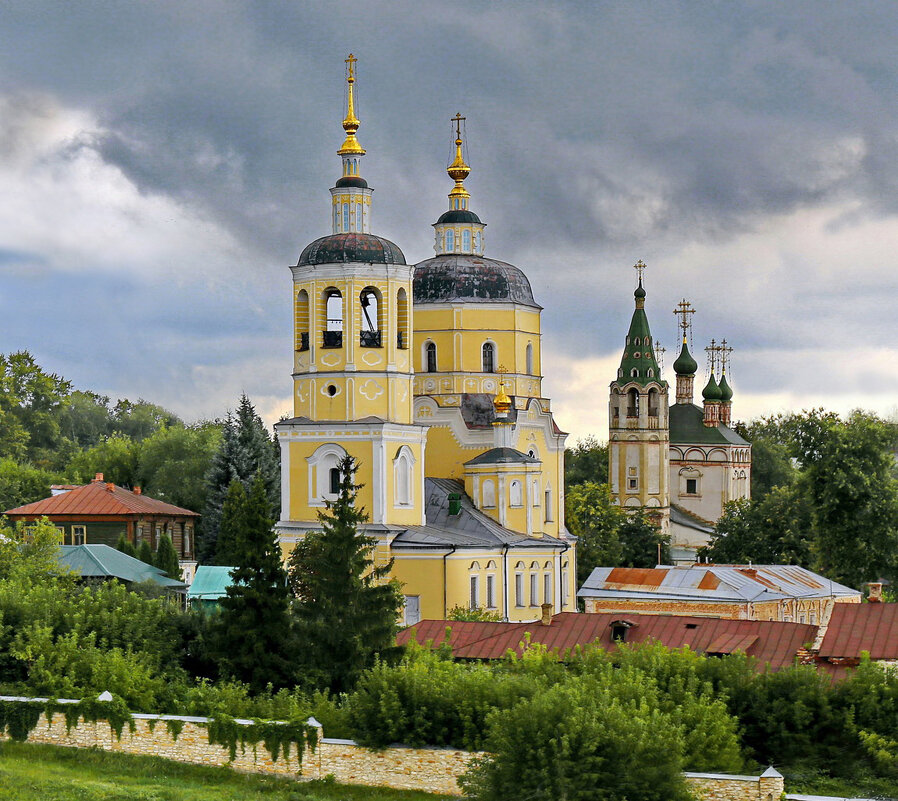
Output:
608,264,751,562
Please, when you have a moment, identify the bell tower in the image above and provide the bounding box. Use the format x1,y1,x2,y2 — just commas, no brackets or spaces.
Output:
277,56,427,543
608,261,670,531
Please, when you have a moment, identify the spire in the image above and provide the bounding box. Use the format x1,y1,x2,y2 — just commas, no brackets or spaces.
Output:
447,112,471,209
616,261,664,386
702,339,721,427
433,113,485,255
671,298,698,404
338,53,365,157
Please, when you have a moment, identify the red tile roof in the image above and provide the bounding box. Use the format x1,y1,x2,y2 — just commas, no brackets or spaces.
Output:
399,612,817,670
5,481,199,518
817,603,898,660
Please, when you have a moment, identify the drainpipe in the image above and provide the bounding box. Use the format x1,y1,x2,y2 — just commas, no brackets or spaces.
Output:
558,541,570,611
502,544,510,621
442,545,456,617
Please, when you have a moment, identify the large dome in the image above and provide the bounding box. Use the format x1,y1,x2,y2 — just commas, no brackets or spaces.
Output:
298,233,406,266
413,254,540,308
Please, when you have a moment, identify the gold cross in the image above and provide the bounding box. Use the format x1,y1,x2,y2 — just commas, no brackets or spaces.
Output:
452,112,466,141
705,338,717,373
719,338,733,373
673,298,695,336
345,53,357,82
633,259,646,283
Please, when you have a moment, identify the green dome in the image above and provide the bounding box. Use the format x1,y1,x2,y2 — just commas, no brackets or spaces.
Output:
634,280,646,299
718,373,733,402
673,340,698,376
702,374,721,401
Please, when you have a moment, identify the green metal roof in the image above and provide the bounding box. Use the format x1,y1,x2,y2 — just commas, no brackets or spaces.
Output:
672,339,698,376
669,403,749,445
617,284,666,387
718,372,733,401
187,565,235,600
58,545,185,589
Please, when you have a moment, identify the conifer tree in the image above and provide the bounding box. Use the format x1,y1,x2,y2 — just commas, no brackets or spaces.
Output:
289,455,404,694
137,540,154,565
154,533,181,580
200,394,279,563
212,474,295,692
115,533,137,559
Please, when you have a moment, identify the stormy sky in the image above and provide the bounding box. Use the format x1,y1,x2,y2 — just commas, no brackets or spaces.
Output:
1,1,896,442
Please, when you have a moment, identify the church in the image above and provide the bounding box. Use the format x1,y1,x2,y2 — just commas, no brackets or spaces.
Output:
275,56,577,624
607,268,752,561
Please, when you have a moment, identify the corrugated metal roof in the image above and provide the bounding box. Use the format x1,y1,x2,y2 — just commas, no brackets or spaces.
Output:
59,545,184,588
579,565,859,604
817,603,898,660
669,403,748,445
5,480,199,518
399,612,816,670
187,565,235,599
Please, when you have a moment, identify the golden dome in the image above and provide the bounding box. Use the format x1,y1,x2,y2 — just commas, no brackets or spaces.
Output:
338,53,366,156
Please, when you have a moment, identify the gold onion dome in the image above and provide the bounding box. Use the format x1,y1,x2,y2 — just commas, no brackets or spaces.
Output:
493,382,512,418
338,53,365,156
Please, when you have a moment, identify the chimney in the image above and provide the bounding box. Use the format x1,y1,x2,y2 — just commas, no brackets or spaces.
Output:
867,582,883,603
448,493,461,516
540,603,552,626
133,487,142,496
106,483,114,493
92,472,104,483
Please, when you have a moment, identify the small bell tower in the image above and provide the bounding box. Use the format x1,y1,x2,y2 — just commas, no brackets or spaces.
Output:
608,261,670,531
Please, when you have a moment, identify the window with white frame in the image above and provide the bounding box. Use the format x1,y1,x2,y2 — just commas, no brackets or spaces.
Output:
482,479,496,508
529,563,539,606
509,480,523,507
393,446,415,507
514,562,525,607
469,575,480,609
307,443,348,504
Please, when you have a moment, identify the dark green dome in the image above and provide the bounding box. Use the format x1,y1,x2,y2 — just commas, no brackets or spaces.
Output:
334,175,369,189
298,233,405,266
634,281,646,299
718,373,733,401
702,374,721,401
673,340,698,375
436,209,482,225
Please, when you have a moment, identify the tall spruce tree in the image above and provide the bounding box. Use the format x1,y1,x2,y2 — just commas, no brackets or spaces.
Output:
201,394,279,563
212,475,295,691
154,533,182,581
289,455,404,694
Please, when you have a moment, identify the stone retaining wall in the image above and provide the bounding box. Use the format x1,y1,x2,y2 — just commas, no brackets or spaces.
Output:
0,696,783,798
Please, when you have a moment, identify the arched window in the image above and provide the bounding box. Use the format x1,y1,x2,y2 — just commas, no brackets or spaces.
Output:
627,388,639,417
526,342,533,375
323,288,343,348
482,479,496,508
509,480,523,507
648,388,659,417
532,479,540,506
296,289,310,351
396,288,409,349
425,341,437,372
355,203,363,231
333,204,340,232
474,230,481,253
482,342,495,373
307,443,348,504
342,203,350,232
445,229,455,251
529,562,539,607
393,446,415,507
514,562,525,607
462,229,472,252
359,287,382,347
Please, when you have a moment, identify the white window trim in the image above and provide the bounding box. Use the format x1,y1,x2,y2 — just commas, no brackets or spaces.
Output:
306,443,348,507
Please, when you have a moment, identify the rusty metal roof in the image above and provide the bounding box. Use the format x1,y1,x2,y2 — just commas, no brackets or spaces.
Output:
413,254,540,308
5,480,199,518
817,603,898,659
297,233,406,266
579,564,859,604
398,612,816,670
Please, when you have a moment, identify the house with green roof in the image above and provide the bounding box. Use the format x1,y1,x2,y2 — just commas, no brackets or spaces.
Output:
58,544,186,591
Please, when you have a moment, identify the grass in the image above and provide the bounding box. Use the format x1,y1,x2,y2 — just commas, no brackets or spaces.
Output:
0,741,453,800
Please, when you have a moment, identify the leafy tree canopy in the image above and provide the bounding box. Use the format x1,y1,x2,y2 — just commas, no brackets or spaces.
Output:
564,435,608,489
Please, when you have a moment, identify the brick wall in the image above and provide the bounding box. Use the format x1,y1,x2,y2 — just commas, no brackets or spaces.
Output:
0,697,783,798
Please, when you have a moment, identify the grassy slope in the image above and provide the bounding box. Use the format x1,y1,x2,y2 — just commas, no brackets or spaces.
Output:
0,741,452,801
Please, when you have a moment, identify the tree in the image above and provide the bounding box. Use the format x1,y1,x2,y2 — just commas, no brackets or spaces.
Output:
212,475,295,692
733,418,800,500
137,540,154,565
0,458,62,512
791,410,898,586
136,421,222,513
116,533,137,559
701,485,814,566
619,508,670,568
564,436,608,489
201,394,279,562
155,534,181,581
66,434,139,487
56,390,114,449
0,351,72,466
215,479,247,565
289,455,404,694
565,481,625,587
110,399,181,441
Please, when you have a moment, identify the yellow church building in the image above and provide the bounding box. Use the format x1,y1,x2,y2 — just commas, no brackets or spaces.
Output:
275,56,577,624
